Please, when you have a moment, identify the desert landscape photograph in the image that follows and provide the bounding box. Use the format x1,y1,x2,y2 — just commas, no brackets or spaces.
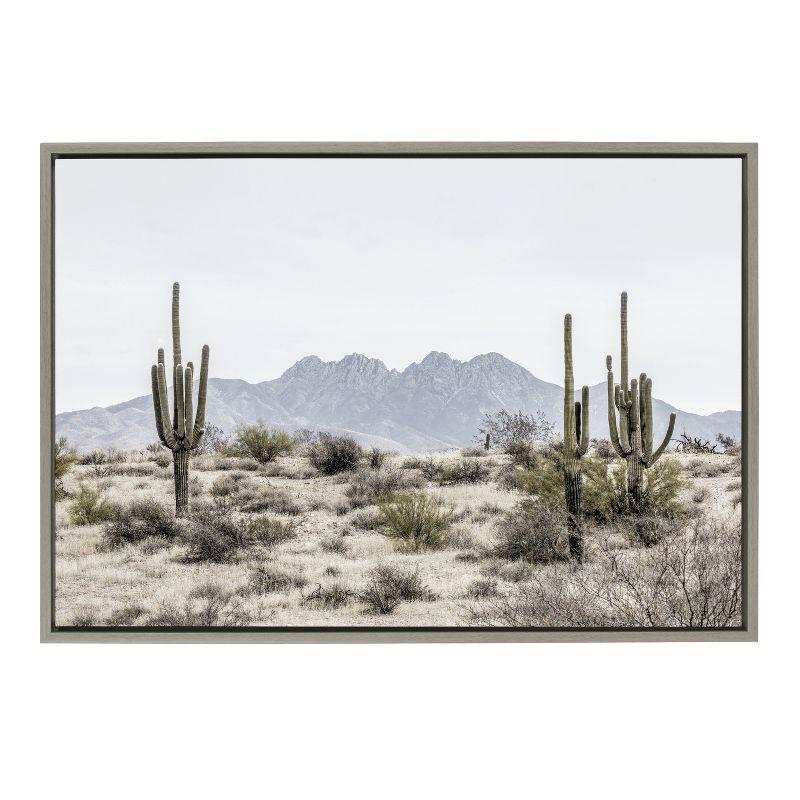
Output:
51,155,744,629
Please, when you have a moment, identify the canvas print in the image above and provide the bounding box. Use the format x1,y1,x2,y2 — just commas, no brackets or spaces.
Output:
52,156,744,629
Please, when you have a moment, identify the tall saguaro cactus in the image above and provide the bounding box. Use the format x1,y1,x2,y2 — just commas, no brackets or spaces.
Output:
151,282,210,516
563,314,590,562
606,291,676,508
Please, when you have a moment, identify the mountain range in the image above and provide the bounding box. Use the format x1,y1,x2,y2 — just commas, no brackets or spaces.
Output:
55,351,741,453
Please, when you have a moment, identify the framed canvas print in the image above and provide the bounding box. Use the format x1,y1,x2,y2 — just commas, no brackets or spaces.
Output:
41,142,757,642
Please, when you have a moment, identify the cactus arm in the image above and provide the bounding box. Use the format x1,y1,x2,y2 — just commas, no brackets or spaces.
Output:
171,282,182,369
191,344,210,447
156,362,177,449
629,378,640,434
184,362,194,451
606,356,628,458
563,315,576,453
175,364,186,441
574,401,582,446
644,412,676,467
642,377,654,461
578,385,590,456
171,282,181,429
639,373,649,459
151,364,167,446
620,291,629,391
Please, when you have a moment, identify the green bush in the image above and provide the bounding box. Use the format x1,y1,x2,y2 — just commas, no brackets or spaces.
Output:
54,436,77,479
377,492,451,552
514,453,686,523
68,484,116,526
307,433,363,474
234,422,294,463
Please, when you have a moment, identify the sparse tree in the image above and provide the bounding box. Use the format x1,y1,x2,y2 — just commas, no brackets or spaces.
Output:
475,409,554,449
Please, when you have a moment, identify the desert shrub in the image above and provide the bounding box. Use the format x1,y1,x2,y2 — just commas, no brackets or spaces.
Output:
635,459,687,518
320,535,349,555
293,427,317,445
345,466,422,508
333,500,351,516
493,500,570,563
105,604,148,626
71,607,100,627
213,456,260,471
692,487,710,504
404,456,442,481
476,409,554,448
303,582,355,609
512,450,563,505
466,578,500,599
716,433,737,450
350,509,381,530
685,459,732,479
307,433,363,475
358,565,437,614
145,583,256,627
504,440,538,469
183,508,246,562
445,527,477,550
468,515,742,628
726,480,741,492
191,422,230,456
626,516,674,547
210,473,249,497
239,488,303,516
103,498,176,548
591,438,616,461
245,515,297,548
108,462,160,477
247,564,307,594
68,484,116,525
368,448,388,469
725,444,742,458
259,461,318,480
323,566,340,577
435,459,491,485
378,492,452,552
461,446,490,458
234,422,294,463
54,436,78,479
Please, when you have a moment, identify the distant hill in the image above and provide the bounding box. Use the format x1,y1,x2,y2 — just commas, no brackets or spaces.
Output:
56,351,741,453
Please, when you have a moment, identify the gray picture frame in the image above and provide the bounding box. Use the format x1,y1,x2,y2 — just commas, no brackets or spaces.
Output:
41,141,758,643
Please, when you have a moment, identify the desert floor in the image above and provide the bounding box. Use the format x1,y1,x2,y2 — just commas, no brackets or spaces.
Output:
54,447,742,628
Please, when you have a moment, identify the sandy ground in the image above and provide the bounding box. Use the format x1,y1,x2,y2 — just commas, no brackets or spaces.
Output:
53,448,742,627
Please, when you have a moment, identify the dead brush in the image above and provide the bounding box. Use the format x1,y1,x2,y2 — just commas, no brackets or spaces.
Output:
358,565,437,614
303,582,356,610
246,564,308,595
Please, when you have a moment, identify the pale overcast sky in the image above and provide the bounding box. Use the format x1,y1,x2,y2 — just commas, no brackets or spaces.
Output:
55,156,741,415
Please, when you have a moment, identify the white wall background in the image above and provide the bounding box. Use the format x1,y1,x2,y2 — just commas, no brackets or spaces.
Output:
1,2,795,798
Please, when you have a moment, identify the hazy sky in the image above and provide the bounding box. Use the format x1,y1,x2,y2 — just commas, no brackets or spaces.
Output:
55,156,741,415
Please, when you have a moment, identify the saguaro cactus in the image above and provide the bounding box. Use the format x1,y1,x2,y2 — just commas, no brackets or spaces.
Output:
563,314,590,562
151,282,210,516
606,291,676,508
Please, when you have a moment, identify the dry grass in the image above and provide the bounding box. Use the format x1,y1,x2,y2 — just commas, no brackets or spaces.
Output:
54,448,742,628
